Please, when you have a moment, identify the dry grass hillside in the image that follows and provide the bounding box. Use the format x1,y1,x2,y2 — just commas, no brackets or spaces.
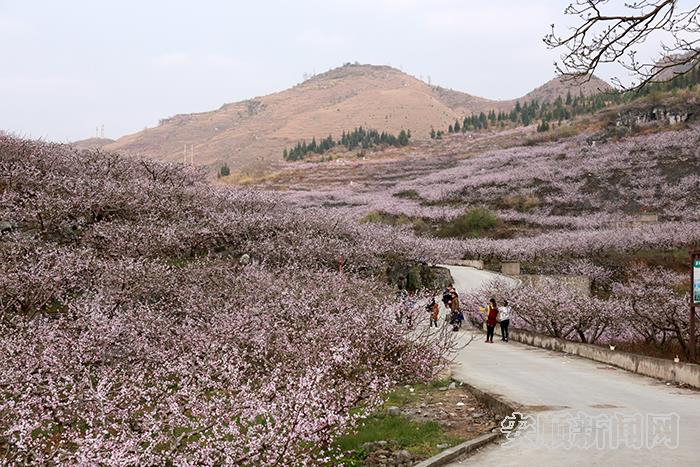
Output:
520,75,611,103
104,64,609,170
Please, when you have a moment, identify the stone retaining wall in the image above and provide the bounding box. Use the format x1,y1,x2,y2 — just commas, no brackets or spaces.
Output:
507,328,700,389
517,274,591,296
443,259,484,270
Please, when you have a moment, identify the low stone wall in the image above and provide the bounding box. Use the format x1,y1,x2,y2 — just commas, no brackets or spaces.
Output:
518,274,591,297
507,328,700,389
443,259,484,270
608,214,659,229
500,261,520,276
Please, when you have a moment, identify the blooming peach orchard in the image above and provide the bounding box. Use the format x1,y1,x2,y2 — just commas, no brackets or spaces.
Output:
465,265,697,358
280,125,700,362
286,125,700,261
2,122,699,463
0,136,456,465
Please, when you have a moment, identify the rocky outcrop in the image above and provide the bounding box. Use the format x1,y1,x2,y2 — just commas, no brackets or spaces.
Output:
587,101,698,146
387,261,453,291
615,104,694,128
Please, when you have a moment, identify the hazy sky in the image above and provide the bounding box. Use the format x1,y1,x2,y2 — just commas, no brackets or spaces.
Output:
0,0,667,141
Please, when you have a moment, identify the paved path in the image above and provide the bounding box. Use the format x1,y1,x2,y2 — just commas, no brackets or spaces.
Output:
442,265,700,467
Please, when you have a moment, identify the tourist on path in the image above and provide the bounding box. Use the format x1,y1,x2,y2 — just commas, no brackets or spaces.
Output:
499,300,511,342
486,298,498,343
427,297,439,328
442,287,453,309
448,287,463,331
450,290,460,315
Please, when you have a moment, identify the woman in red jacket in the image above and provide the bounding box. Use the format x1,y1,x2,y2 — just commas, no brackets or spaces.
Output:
486,298,498,343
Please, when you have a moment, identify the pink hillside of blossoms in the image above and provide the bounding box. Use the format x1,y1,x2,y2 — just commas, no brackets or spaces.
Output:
274,124,700,360
281,125,700,263
285,125,700,225
0,136,455,465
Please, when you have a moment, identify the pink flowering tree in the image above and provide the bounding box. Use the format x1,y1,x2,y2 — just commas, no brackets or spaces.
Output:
465,277,618,344
0,136,456,465
612,265,696,358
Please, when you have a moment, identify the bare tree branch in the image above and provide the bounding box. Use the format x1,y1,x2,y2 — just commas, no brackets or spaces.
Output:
545,0,700,90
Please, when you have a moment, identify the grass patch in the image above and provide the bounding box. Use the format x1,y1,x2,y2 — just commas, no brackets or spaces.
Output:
362,210,412,226
524,123,581,145
383,379,452,406
393,189,422,200
363,208,505,239
498,194,539,213
332,379,461,465
435,208,499,239
335,415,461,461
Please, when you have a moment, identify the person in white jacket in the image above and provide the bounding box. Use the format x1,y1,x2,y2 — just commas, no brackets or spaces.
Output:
498,300,511,342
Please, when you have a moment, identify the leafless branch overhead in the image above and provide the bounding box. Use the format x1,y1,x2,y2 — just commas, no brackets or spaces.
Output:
545,0,700,90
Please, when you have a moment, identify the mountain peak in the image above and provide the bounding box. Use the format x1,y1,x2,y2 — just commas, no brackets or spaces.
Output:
303,63,404,83
522,75,612,103
103,64,610,170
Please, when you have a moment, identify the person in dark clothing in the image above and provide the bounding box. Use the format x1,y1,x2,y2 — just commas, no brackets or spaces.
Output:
442,287,453,308
426,297,439,328
486,298,498,343
446,287,462,331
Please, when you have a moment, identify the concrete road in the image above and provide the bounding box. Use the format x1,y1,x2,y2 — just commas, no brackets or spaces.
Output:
438,264,519,293
443,265,700,467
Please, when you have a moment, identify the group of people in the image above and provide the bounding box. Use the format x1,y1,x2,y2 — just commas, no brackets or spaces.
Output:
426,288,512,341
484,298,511,343
426,286,464,331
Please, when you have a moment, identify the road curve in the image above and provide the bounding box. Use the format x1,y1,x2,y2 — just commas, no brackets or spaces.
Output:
443,265,700,467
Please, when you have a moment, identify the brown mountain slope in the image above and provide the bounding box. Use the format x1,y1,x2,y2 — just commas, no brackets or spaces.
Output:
105,64,609,170
519,75,612,103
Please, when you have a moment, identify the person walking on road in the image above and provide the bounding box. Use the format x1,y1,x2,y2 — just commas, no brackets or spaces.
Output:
427,296,439,328
486,298,498,343
499,299,511,342
442,287,453,309
450,290,460,315
448,288,464,331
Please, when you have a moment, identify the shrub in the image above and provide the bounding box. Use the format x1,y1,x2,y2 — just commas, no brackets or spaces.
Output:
436,208,499,238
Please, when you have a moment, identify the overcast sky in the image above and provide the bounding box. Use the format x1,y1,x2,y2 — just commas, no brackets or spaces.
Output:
0,0,669,142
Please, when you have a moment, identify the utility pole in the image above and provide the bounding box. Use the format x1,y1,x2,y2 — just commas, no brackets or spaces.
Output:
691,250,700,362
183,144,187,164
100,125,104,138
190,144,194,165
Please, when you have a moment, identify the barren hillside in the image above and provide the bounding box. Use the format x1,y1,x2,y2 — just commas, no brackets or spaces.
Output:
105,64,609,170
519,75,611,103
